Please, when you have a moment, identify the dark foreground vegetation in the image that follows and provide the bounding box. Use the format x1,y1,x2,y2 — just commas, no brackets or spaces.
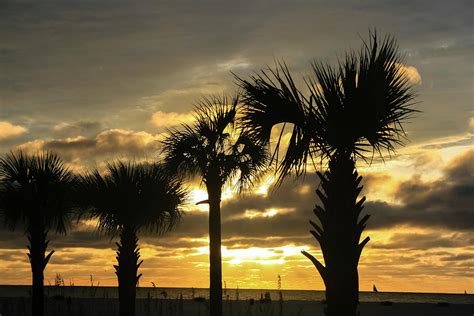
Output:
1,297,472,316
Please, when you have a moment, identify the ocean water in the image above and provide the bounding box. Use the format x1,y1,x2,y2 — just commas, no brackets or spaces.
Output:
1,285,473,305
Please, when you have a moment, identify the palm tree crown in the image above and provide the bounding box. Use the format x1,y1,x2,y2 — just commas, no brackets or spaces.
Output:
0,151,76,233
79,161,185,236
162,95,268,190
237,33,417,179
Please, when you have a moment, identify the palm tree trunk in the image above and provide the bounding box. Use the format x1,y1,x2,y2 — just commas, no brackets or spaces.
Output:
303,153,370,316
206,180,223,316
27,225,54,316
115,226,142,316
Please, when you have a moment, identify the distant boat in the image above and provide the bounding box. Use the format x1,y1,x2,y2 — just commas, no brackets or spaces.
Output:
373,285,378,293
465,290,468,295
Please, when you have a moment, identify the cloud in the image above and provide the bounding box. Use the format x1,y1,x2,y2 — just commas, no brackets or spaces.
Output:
371,232,472,250
0,121,27,141
397,63,422,85
52,121,102,137
140,81,228,114
420,133,474,150
92,129,162,155
158,148,474,245
439,253,474,262
15,129,164,167
16,139,46,153
223,149,474,240
150,111,194,128
367,149,474,231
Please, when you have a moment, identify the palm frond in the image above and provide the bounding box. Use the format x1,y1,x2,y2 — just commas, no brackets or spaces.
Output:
224,130,270,192
308,32,418,159
235,62,308,145
162,95,268,191
0,151,77,234
194,95,238,140
161,125,204,180
236,62,322,184
237,32,418,186
78,161,186,237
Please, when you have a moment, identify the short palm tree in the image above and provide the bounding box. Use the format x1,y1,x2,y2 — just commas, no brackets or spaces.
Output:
161,96,268,316
0,151,76,316
236,33,417,316
78,161,186,316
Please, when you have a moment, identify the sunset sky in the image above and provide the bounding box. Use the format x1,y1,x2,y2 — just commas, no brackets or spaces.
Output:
0,1,473,293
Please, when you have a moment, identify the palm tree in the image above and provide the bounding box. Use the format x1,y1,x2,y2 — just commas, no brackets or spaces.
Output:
161,96,268,316
236,33,417,316
0,151,77,316
78,161,186,316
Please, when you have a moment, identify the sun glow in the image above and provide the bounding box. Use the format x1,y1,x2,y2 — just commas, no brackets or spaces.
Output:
186,183,237,213
255,176,275,196
195,245,310,266
187,188,209,212
244,208,279,219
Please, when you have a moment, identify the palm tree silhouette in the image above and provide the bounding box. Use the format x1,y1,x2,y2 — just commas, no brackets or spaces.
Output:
236,33,417,316
161,96,268,316
0,151,77,316
78,161,186,316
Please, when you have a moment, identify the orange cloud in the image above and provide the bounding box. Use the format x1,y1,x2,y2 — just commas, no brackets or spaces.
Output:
396,63,422,85
14,129,164,169
150,111,194,128
0,121,27,140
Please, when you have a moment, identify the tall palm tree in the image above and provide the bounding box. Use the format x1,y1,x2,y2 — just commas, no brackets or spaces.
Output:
236,33,417,316
0,151,77,316
78,161,186,316
161,96,268,316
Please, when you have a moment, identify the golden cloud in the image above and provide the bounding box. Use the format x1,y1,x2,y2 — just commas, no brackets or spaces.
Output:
94,129,162,154
150,111,194,128
396,63,422,85
0,121,27,140
15,139,45,153
14,129,164,169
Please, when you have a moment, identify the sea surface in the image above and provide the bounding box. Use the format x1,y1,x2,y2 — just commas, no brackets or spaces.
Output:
0,285,473,305
0,285,474,304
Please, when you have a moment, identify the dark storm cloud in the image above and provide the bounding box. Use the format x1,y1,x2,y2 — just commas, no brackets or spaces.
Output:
225,176,318,215
223,236,312,249
0,251,25,262
371,232,472,250
52,121,103,138
0,222,115,250
0,229,26,249
439,253,474,262
367,149,474,231
49,253,94,265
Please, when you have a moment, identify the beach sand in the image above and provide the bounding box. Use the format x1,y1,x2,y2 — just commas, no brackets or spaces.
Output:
1,298,473,316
